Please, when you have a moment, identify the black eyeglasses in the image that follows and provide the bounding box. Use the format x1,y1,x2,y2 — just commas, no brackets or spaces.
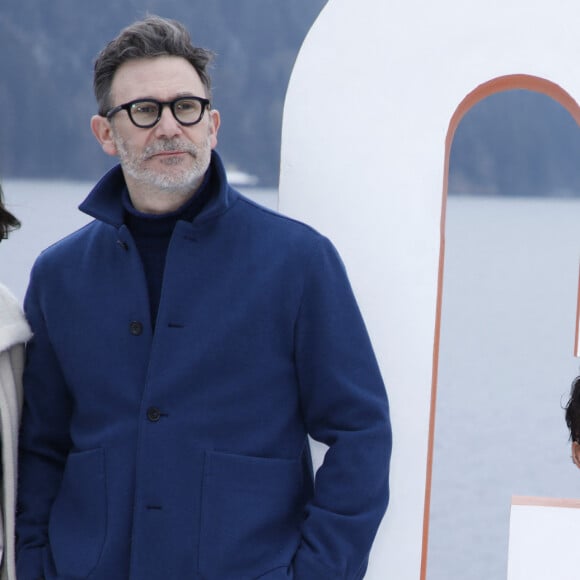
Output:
105,96,211,128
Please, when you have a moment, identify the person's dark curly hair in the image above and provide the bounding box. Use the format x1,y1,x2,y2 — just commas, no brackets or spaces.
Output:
0,185,20,240
565,376,580,442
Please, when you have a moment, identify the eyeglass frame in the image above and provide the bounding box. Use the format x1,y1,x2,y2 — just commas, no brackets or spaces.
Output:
104,96,211,129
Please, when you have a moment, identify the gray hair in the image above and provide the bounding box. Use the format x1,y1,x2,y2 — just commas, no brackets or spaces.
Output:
94,15,215,115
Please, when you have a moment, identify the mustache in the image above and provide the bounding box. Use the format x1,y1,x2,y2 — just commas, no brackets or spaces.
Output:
142,141,198,159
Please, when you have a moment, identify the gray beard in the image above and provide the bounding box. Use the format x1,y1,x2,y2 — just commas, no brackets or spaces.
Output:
115,136,210,197
123,160,205,197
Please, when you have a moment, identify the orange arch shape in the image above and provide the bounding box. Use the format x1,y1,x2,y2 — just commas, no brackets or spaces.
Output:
421,73,580,580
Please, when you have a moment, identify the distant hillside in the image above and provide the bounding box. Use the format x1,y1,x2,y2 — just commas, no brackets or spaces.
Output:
1,3,580,195
0,1,327,186
449,89,580,197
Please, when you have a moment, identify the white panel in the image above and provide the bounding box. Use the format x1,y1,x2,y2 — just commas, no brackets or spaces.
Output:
507,500,580,580
279,0,580,577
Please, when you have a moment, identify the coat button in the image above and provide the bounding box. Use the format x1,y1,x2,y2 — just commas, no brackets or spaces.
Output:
129,321,143,336
147,407,161,422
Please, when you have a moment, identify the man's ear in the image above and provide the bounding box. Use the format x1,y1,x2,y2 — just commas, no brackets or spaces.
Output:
572,441,580,469
208,108,220,149
91,115,118,157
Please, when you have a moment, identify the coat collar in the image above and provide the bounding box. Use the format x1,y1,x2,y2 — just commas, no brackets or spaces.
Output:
0,284,32,351
79,150,238,228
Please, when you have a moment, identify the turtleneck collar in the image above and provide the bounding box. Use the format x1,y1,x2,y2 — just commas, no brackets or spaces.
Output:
122,162,214,229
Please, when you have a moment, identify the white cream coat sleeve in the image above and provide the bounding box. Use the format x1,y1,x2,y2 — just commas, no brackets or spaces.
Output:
0,284,31,580
0,345,25,580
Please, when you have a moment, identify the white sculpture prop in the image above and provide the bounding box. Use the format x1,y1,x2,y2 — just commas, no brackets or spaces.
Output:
279,0,580,577
507,497,580,580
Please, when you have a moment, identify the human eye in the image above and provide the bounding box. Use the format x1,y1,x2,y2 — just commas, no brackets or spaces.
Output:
132,101,158,115
175,98,201,113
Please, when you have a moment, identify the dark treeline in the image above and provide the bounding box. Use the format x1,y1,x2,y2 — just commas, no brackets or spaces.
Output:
2,2,580,194
449,89,580,197
0,0,328,186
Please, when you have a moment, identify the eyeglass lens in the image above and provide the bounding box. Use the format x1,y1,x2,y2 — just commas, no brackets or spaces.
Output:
130,98,205,127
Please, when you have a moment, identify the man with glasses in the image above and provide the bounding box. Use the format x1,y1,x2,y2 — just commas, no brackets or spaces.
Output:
16,15,391,580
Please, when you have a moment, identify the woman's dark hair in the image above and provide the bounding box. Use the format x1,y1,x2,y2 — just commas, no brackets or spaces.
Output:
565,376,580,442
0,185,20,240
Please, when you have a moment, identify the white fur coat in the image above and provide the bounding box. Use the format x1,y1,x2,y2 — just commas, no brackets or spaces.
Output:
0,284,32,580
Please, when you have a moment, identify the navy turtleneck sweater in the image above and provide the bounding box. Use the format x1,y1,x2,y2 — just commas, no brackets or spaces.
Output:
123,169,213,330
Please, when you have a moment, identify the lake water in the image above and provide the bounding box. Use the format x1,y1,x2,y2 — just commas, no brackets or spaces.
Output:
2,181,580,579
430,195,580,580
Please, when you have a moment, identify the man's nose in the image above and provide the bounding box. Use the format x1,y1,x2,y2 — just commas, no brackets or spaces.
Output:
154,104,183,137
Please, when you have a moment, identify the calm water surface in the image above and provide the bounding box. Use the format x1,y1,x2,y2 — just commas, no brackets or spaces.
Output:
2,182,580,579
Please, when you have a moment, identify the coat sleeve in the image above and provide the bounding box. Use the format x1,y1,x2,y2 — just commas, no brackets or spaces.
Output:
0,344,26,580
291,235,392,579
16,267,73,579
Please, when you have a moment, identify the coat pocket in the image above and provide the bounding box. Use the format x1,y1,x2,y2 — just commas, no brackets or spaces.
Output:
198,450,304,580
48,448,107,578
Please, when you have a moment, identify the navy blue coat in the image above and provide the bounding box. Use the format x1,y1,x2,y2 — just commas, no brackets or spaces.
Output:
16,152,391,579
